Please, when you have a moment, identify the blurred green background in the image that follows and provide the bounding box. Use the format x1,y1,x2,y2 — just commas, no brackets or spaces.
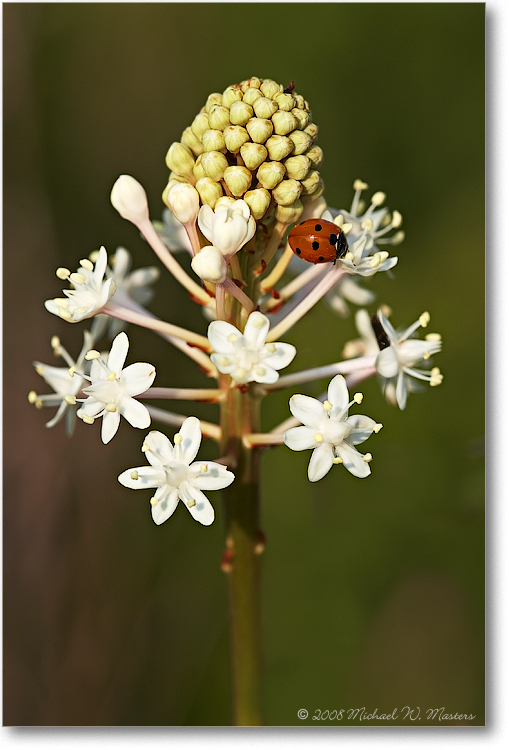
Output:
4,2,484,726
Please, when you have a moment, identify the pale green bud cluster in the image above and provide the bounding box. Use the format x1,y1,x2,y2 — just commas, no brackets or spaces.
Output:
163,77,324,224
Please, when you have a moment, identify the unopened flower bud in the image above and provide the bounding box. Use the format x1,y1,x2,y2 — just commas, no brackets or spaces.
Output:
202,128,226,152
304,122,319,140
246,117,273,144
291,108,310,130
294,94,305,109
111,175,149,224
275,199,304,224
253,97,278,119
223,166,252,197
243,87,262,106
222,86,243,108
272,179,302,206
192,154,206,181
284,155,310,180
191,245,227,284
165,142,195,178
265,135,293,161
195,177,223,208
201,151,229,181
273,92,295,111
245,76,261,90
181,127,204,156
191,112,209,138
243,188,271,220
256,161,286,190
224,125,250,153
208,105,231,130
289,130,313,155
164,182,200,224
229,100,254,126
240,142,268,170
305,145,323,167
300,170,321,195
215,196,235,211
260,79,282,99
205,93,223,113
167,172,189,185
272,110,298,135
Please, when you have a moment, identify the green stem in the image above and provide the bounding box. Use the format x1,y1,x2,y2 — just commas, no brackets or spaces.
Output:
221,384,263,726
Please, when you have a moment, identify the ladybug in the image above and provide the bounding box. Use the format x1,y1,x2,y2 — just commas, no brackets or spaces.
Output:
288,219,349,264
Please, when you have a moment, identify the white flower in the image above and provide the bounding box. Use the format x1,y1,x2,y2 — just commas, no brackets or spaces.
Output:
321,180,402,277
77,332,156,443
44,246,115,322
374,308,443,409
208,311,296,385
92,247,160,339
30,332,93,434
110,175,149,224
191,245,228,284
342,309,382,360
284,375,380,482
153,209,192,254
118,418,235,526
198,199,256,258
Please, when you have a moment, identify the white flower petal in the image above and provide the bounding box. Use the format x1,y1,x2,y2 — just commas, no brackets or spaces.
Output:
151,487,180,525
395,370,408,410
263,343,297,370
377,309,398,342
243,312,270,350
355,309,378,352
144,430,174,466
288,394,323,428
94,246,108,282
207,320,241,354
250,364,279,384
308,443,334,482
111,247,131,279
284,425,318,451
120,362,156,396
119,397,151,429
190,461,235,491
346,414,377,445
45,400,69,429
107,332,130,373
327,374,350,411
178,416,202,464
77,398,105,418
197,204,215,243
210,354,237,374
335,443,371,478
101,410,121,444
399,339,441,363
376,347,399,378
179,481,215,526
118,466,165,489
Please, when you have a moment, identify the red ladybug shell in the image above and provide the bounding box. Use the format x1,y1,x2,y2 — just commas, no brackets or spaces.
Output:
288,219,348,264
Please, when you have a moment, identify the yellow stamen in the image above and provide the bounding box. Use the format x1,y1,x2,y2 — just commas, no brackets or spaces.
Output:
150,496,158,507
361,218,373,231
141,442,150,452
265,343,276,353
35,399,43,409
51,336,61,349
82,414,95,424
419,311,430,328
425,333,442,342
363,453,373,463
374,423,383,433
105,402,117,412
201,464,208,473
107,372,117,381
369,253,381,268
64,395,77,405
68,366,77,378
70,272,86,285
342,222,353,235
85,349,101,360
35,365,45,375
88,250,99,263
314,433,324,443
423,351,431,360
255,367,266,377
28,391,38,404
371,191,386,206
353,179,368,191
80,258,94,271
333,456,343,464
391,210,403,228
174,434,183,445
187,499,197,508
323,400,333,411
353,392,363,404
56,267,70,280
130,470,139,481
227,333,239,343
344,251,354,262
218,356,230,367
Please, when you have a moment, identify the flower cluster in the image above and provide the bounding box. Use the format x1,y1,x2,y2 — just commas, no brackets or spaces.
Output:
29,75,443,529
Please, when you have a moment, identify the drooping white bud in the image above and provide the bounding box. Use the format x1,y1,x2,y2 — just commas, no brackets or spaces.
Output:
191,245,228,284
110,175,149,224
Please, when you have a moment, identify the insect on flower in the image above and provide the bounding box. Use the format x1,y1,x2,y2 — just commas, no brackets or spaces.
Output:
288,219,349,264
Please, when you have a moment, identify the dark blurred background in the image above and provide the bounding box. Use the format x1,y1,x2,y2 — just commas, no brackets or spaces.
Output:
3,3,484,726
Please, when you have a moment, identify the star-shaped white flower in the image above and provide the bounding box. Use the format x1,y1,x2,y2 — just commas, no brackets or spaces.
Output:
321,180,403,277
284,375,380,482
30,331,93,434
374,308,443,409
198,199,256,258
118,418,235,526
76,331,156,443
208,311,296,385
44,246,116,322
92,246,160,340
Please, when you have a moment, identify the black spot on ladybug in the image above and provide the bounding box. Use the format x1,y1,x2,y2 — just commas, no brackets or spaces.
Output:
295,247,301,255
318,256,325,262
329,234,337,246
315,224,322,231
312,241,319,250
